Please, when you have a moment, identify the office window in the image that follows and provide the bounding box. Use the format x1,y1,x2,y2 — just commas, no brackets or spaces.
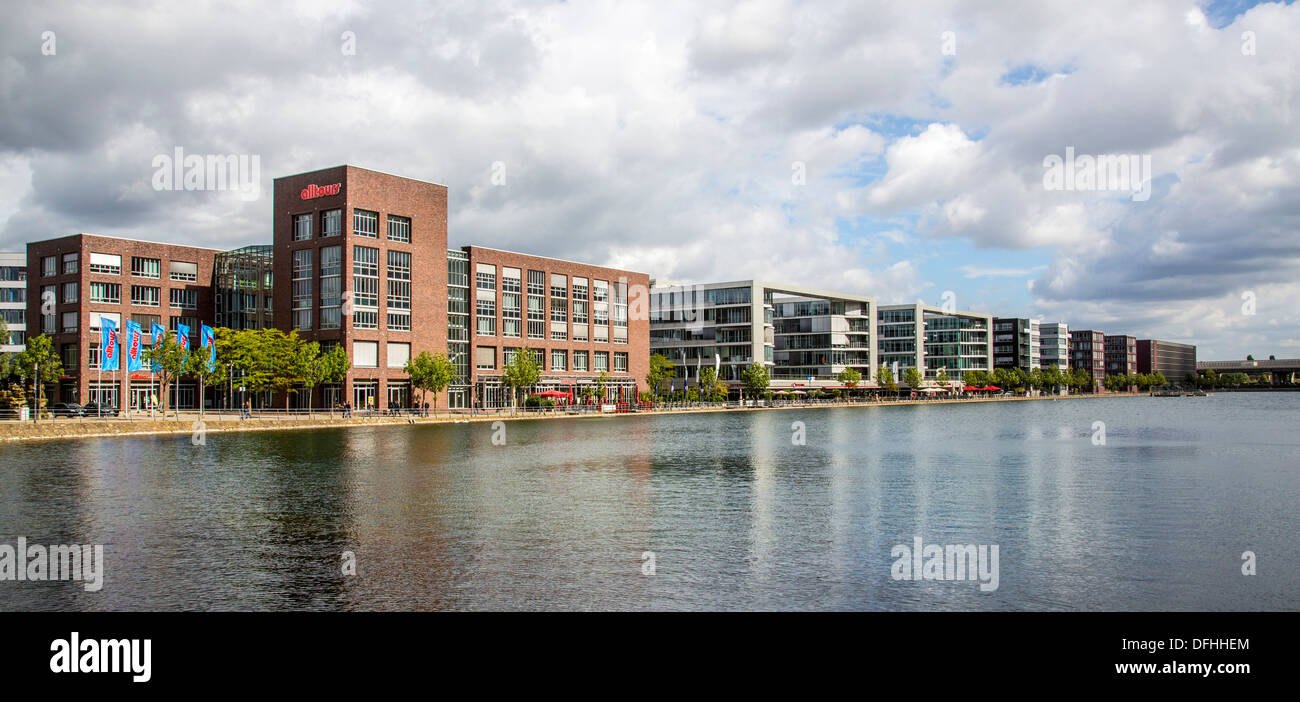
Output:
353,340,379,368
387,311,410,331
42,256,56,277
502,268,521,338
169,288,196,309
88,343,101,370
614,352,628,373
354,209,378,238
476,263,496,291
551,349,567,371
387,342,411,368
169,261,198,282
131,313,160,329
387,250,411,330
530,348,544,369
293,213,313,241
387,215,411,243
62,312,78,333
475,345,496,370
0,288,23,304
594,351,609,372
61,344,78,370
353,246,379,307
62,282,78,304
527,270,545,339
62,253,79,274
573,350,588,372
132,257,161,278
593,279,609,343
354,310,378,329
292,249,312,331
89,253,121,275
477,298,496,336
322,209,342,237
320,245,341,329
613,281,628,344
89,282,120,304
132,285,161,307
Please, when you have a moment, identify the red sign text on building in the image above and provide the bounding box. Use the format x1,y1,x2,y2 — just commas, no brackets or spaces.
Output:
300,183,341,199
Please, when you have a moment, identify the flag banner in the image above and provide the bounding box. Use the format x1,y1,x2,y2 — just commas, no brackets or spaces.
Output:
201,324,216,370
150,322,166,372
176,323,190,355
125,320,144,372
100,317,120,372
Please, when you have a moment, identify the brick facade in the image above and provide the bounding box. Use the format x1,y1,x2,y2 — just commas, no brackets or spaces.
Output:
462,246,650,406
25,234,221,409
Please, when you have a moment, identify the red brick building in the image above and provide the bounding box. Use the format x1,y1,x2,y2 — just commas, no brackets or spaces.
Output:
25,233,221,409
460,246,649,408
24,166,650,412
273,165,449,410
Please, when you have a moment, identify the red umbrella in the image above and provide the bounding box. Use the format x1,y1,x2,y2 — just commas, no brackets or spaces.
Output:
962,385,979,391
982,385,1001,391
533,390,571,399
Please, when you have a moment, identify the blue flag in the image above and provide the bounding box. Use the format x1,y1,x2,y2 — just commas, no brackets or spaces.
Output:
150,323,166,372
124,320,144,372
200,324,216,370
100,317,120,371
176,323,190,355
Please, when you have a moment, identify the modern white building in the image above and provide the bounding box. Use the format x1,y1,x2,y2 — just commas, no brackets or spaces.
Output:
0,252,25,353
1039,322,1069,370
649,279,877,392
877,303,992,385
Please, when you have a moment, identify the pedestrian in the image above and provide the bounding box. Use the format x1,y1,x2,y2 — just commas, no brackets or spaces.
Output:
423,401,430,417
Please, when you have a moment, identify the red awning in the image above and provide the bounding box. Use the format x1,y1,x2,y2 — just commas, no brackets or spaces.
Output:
130,374,151,380
533,391,572,398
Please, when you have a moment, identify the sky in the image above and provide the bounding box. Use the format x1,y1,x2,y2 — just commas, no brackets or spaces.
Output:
1,0,1296,360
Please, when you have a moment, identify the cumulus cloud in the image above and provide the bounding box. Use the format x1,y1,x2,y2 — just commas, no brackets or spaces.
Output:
0,0,1296,358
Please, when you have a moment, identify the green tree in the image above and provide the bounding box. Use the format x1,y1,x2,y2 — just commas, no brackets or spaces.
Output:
934,369,950,385
740,361,769,400
698,367,721,402
595,370,612,401
877,365,897,396
12,334,63,419
903,366,923,389
144,333,188,418
0,317,12,379
502,348,541,410
1153,371,1167,388
405,350,454,415
646,354,676,398
290,340,324,416
318,345,351,409
186,347,226,418
837,367,862,400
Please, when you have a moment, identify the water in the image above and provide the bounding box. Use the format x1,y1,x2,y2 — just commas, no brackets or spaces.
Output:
1,393,1296,611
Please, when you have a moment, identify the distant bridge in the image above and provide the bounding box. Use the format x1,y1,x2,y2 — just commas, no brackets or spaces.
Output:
1197,358,1299,382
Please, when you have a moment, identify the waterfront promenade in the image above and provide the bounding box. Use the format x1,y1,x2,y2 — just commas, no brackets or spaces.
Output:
0,392,1145,443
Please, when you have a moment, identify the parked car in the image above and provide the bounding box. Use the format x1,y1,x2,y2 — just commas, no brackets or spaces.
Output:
82,401,119,417
50,402,85,417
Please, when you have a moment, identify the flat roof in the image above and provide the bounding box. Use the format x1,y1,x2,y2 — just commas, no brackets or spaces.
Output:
462,245,649,277
29,232,228,253
273,164,448,188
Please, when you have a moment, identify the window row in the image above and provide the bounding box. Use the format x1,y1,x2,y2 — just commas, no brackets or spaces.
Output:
473,347,628,373
291,209,411,242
